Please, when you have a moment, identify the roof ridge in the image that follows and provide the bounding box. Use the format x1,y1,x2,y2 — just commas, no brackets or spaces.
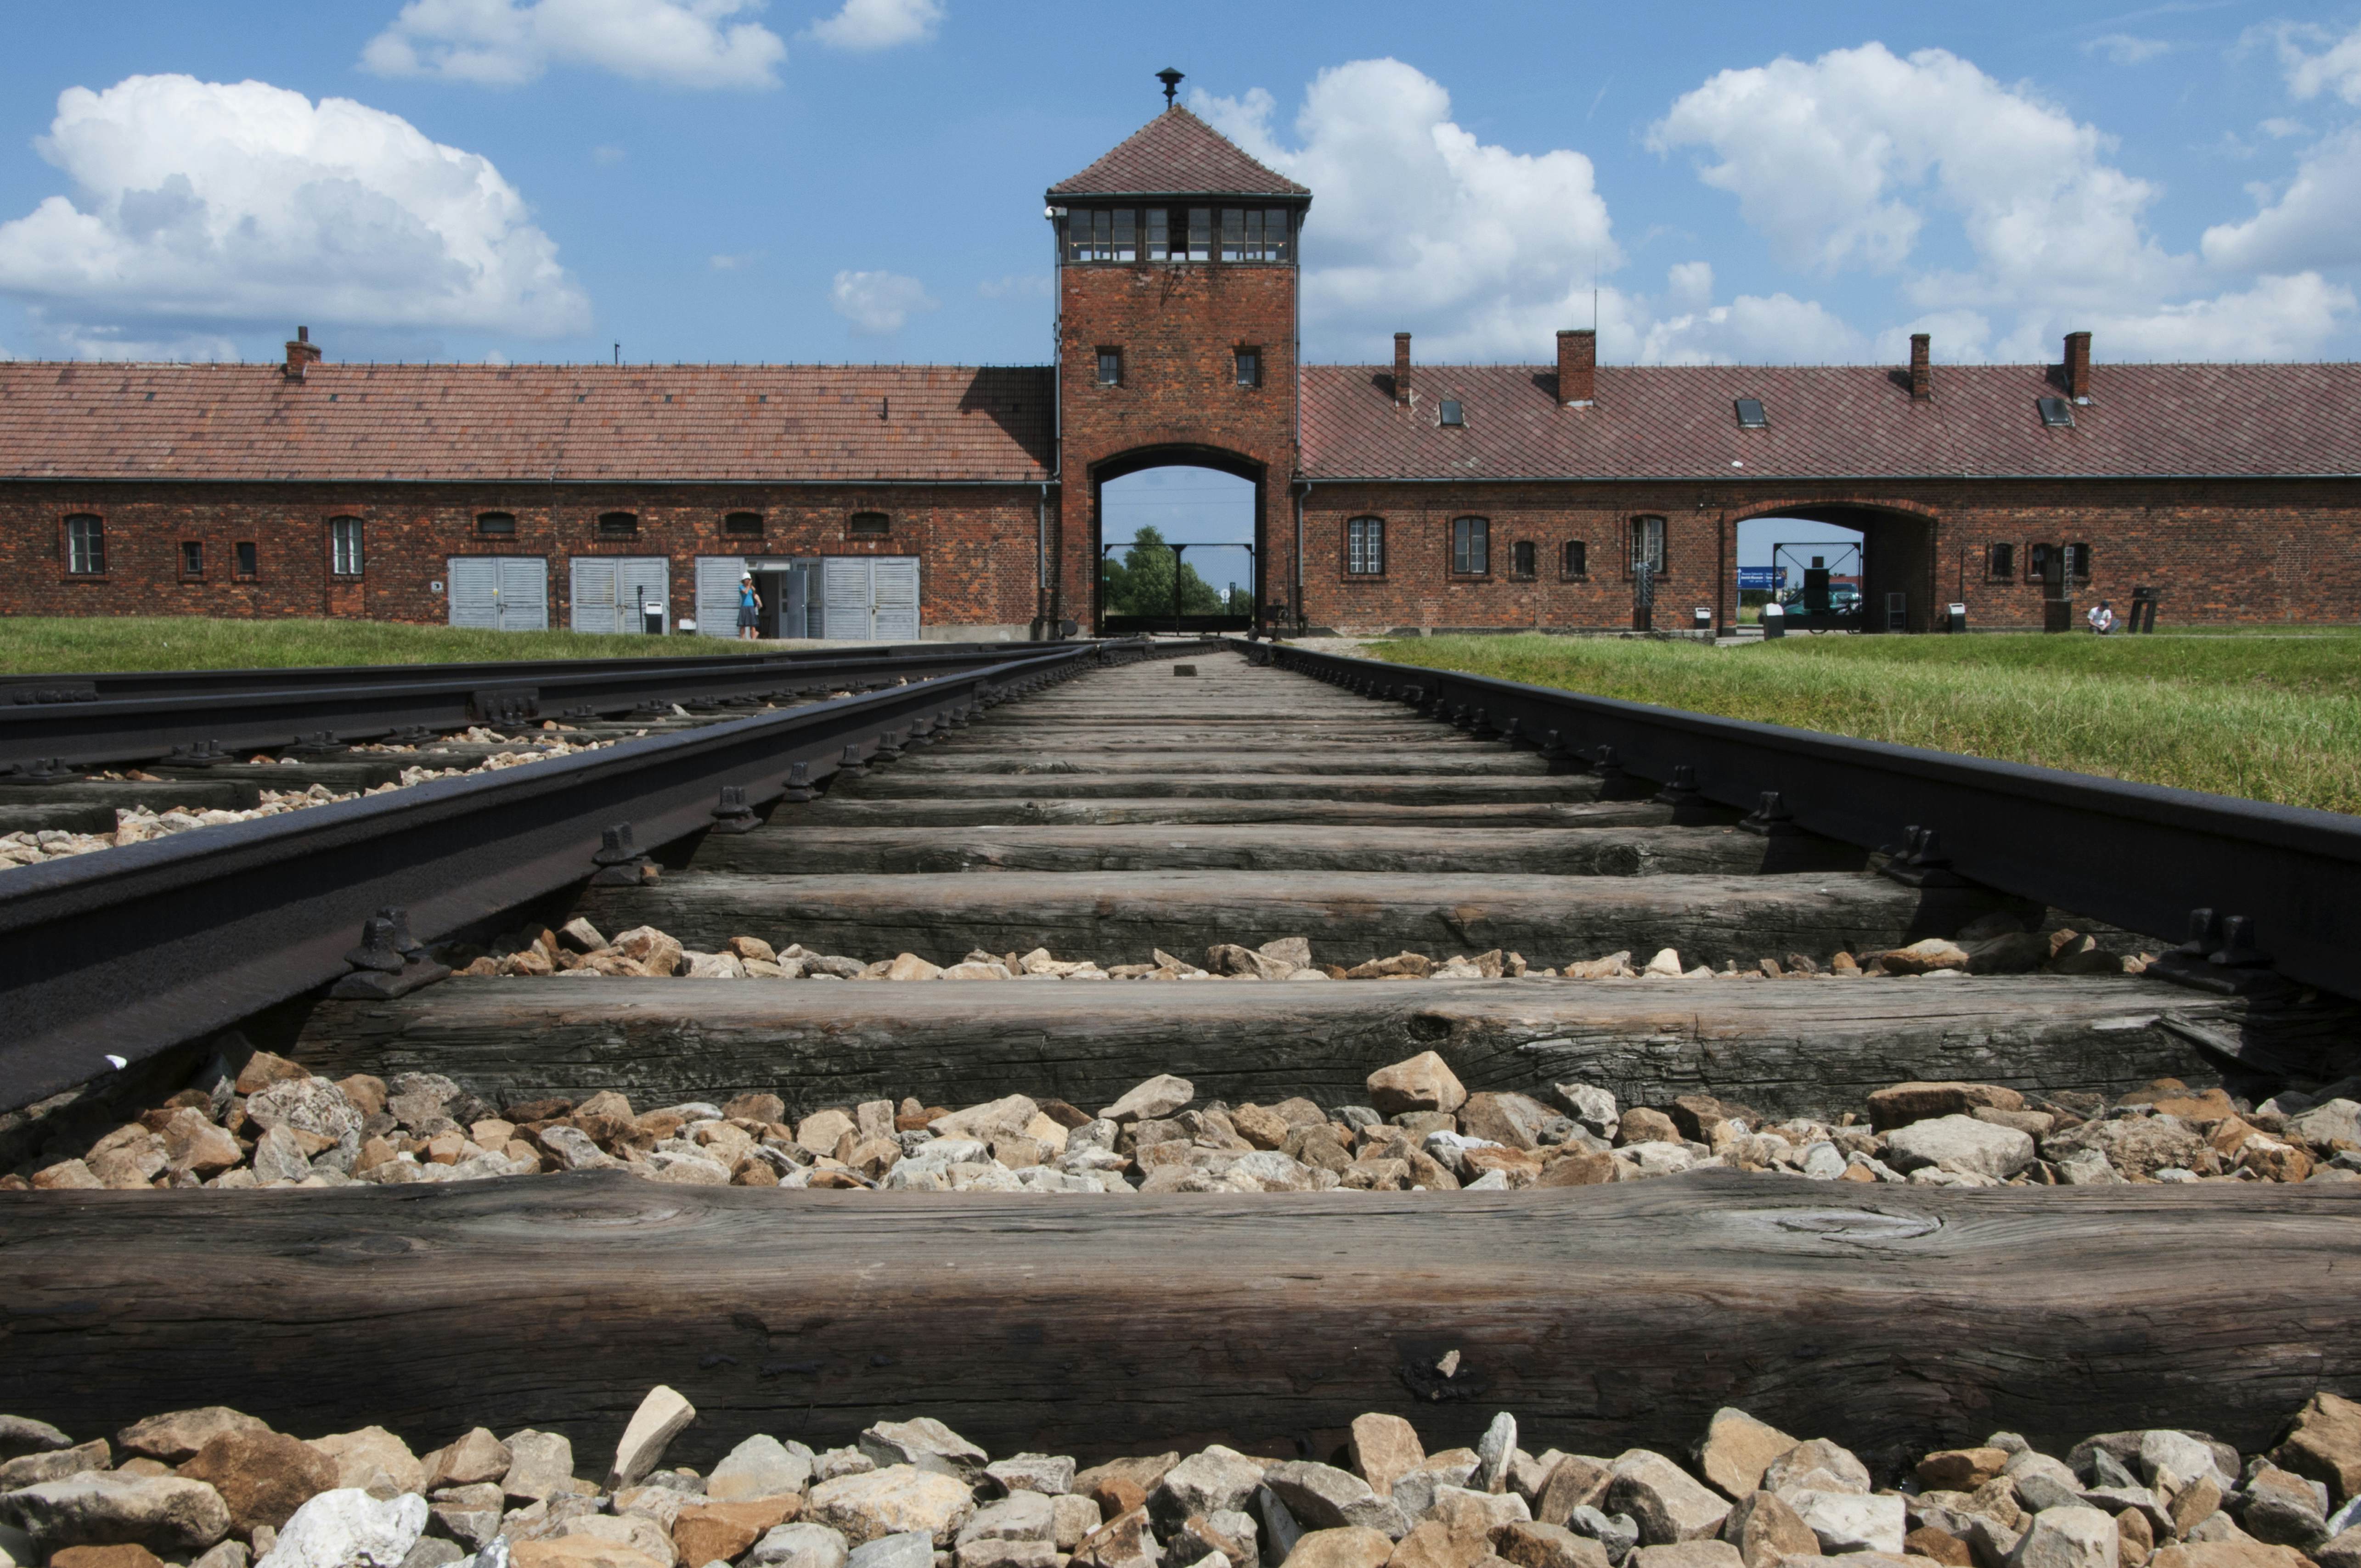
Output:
1048,105,1308,199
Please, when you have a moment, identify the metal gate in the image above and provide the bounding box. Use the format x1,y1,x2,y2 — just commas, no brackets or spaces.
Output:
569,557,668,634
446,557,547,631
821,556,921,642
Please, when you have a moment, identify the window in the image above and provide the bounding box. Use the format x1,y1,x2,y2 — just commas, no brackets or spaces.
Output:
1096,349,1121,387
1986,542,2015,581
64,515,104,575
1561,540,1588,579
1067,205,1284,264
1187,208,1211,261
1146,208,1169,260
724,511,764,538
1628,516,1668,576
476,511,516,537
597,511,639,539
330,518,363,577
1439,399,1465,427
2027,542,2058,584
2065,542,2093,583
180,541,205,579
2037,397,2076,427
849,511,890,537
1512,540,1538,579
1451,517,1490,576
1234,348,1261,388
234,542,258,579
1735,398,1769,428
1345,517,1385,576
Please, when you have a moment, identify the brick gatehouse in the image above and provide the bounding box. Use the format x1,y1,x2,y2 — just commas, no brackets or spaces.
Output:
2,94,2356,638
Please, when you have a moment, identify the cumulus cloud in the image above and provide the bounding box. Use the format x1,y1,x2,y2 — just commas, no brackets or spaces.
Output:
805,0,942,51
1648,42,2352,360
2202,126,2361,275
362,0,786,89
830,269,935,334
1197,59,1617,360
2274,19,2361,104
0,74,589,358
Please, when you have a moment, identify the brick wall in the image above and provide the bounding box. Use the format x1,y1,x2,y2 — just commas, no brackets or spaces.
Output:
0,482,1045,631
1298,477,2361,633
1054,260,1298,629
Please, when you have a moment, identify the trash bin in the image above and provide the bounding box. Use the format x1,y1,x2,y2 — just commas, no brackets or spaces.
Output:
1761,602,1786,640
1945,602,1967,634
641,604,665,635
1693,606,1713,633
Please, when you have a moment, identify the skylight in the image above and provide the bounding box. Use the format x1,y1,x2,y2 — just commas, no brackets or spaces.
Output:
1734,397,1768,428
2037,397,2075,428
1439,399,1464,427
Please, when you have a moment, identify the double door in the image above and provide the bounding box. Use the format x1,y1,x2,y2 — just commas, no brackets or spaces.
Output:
569,556,670,634
446,557,547,631
823,556,920,642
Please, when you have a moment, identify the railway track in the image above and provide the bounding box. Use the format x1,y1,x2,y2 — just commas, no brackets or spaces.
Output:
5,641,2361,1499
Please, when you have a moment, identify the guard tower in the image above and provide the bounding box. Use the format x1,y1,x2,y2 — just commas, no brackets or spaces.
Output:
1047,71,1312,632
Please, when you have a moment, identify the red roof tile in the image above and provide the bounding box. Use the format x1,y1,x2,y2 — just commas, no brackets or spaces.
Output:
1048,107,1308,199
0,362,1054,483
1300,361,2361,482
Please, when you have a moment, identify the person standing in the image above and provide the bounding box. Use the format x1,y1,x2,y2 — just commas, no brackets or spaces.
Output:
2086,600,2115,635
737,573,762,641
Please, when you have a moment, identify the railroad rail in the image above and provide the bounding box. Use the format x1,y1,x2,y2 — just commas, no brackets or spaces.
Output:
3,641,2358,1475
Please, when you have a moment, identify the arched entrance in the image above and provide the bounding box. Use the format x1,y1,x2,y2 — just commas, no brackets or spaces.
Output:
1734,503,1939,634
1091,445,1265,635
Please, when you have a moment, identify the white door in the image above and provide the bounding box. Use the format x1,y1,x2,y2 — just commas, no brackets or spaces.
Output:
872,557,920,641
448,558,499,629
823,556,875,641
569,558,617,634
496,557,547,630
618,558,669,633
695,556,748,639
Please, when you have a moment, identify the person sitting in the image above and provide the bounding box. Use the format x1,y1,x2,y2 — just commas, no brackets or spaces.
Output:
2086,600,2115,635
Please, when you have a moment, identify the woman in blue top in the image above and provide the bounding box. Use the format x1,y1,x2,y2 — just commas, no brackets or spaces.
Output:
737,573,762,640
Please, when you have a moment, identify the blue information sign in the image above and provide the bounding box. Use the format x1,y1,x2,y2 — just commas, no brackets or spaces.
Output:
1737,567,1786,591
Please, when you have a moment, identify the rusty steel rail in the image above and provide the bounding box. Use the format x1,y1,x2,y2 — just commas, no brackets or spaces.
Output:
1244,638,2361,1002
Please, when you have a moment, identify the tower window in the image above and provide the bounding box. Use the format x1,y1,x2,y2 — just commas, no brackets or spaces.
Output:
64,515,104,575
597,511,639,539
330,517,363,576
1345,517,1385,576
476,511,516,537
850,511,890,537
1187,208,1211,261
1096,349,1121,387
1234,348,1261,388
1451,517,1490,576
1561,540,1588,579
180,541,206,579
724,511,764,537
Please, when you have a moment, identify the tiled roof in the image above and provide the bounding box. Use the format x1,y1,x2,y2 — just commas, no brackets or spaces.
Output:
1048,107,1308,199
1301,360,2361,481
0,362,1055,483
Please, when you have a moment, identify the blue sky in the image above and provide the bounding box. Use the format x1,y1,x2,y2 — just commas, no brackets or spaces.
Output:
4,0,2360,376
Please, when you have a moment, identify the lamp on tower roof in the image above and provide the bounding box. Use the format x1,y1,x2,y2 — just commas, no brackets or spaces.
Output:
1157,67,1184,108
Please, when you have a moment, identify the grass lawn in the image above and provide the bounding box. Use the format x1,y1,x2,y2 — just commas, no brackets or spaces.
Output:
1366,630,2361,815
0,616,779,675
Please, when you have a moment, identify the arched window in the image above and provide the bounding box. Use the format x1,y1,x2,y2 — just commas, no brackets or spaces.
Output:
724,511,764,538
63,515,105,575
1451,517,1489,576
1345,517,1384,577
1561,541,1588,579
476,511,516,537
1511,540,1537,579
849,511,890,537
597,511,639,539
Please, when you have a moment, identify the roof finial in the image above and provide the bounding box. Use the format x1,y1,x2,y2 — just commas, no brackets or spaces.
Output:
1157,67,1183,108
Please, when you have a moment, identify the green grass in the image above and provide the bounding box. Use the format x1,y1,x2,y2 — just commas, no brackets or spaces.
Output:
0,617,768,675
1366,631,2361,815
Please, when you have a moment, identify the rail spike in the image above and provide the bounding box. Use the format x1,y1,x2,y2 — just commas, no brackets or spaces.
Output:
589,823,656,886
834,743,869,780
327,907,450,1000
783,761,817,804
709,784,758,834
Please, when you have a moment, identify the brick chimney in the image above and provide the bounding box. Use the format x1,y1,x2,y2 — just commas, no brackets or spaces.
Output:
1558,328,1596,406
1393,332,1412,407
2063,330,2091,402
1909,333,1932,401
284,326,321,382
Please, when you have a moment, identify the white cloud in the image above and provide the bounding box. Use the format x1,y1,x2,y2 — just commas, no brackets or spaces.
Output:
0,74,589,357
2084,34,2174,65
2202,126,2361,275
1640,289,1872,365
1197,59,1618,360
804,0,941,51
363,0,786,89
2260,118,2307,140
2274,19,2361,104
592,143,627,164
1648,42,2352,361
829,269,935,334
709,250,759,270
976,273,1051,299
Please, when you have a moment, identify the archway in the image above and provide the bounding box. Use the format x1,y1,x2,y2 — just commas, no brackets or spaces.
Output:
1734,503,1938,634
1091,445,1264,635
